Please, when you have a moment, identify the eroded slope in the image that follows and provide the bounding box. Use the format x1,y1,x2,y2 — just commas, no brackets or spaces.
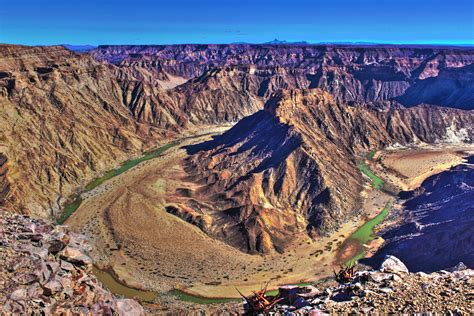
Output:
171,89,473,253
93,44,474,109
0,45,163,217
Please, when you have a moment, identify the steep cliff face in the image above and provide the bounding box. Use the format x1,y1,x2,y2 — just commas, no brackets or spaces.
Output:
112,63,312,127
367,159,474,272
173,89,473,253
0,45,164,217
2,44,473,221
0,154,10,208
397,63,474,108
92,44,474,109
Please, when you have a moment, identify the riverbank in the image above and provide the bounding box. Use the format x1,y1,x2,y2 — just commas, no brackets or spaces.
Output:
57,128,230,225
57,143,178,224
64,140,472,307
366,155,474,272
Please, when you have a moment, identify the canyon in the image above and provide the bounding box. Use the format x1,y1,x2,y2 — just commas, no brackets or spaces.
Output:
0,43,473,312
1,44,473,218
179,89,472,254
366,155,474,272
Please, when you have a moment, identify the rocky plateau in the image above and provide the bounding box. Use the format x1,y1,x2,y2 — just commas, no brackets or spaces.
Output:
0,43,473,313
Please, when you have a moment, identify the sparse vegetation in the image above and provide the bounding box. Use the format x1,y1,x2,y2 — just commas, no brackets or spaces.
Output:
85,142,178,191
367,149,377,160
169,290,239,304
57,195,82,224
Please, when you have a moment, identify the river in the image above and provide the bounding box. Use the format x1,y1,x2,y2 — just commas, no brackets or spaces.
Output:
364,156,474,272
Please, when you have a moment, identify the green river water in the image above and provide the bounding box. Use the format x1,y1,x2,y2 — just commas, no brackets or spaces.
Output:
341,152,392,266
61,144,391,303
57,142,178,224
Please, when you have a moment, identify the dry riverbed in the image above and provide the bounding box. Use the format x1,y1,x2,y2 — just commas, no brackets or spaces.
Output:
65,136,472,308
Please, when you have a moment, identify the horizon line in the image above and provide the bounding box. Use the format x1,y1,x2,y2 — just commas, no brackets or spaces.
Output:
3,41,474,48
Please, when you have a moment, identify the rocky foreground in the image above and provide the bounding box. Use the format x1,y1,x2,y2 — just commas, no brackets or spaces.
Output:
259,256,473,315
0,211,472,315
0,211,144,315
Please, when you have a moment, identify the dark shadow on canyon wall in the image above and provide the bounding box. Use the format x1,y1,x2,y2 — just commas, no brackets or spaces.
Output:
363,156,474,272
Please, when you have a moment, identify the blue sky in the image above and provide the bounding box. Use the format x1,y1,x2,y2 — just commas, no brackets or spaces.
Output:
1,0,473,45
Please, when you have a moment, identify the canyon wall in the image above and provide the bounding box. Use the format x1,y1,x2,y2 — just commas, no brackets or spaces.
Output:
0,154,9,208
176,89,473,253
1,43,473,221
0,45,163,217
92,44,474,109
366,158,474,272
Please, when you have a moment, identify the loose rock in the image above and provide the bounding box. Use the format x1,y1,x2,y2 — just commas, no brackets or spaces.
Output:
0,212,144,315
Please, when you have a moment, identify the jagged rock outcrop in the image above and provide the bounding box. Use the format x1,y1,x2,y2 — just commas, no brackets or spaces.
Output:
173,89,473,253
0,211,144,315
92,44,474,109
265,256,473,314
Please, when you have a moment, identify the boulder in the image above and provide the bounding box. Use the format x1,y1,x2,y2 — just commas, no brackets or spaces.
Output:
60,259,75,271
294,296,310,309
448,262,467,272
297,285,321,299
13,273,38,285
47,261,60,274
48,239,66,254
36,261,51,284
9,288,28,301
29,247,49,260
43,279,63,296
379,255,409,273
112,299,144,316
59,246,92,266
279,285,300,304
368,271,394,283
27,283,43,299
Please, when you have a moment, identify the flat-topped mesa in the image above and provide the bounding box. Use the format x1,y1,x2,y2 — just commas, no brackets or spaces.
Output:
0,44,74,60
174,89,473,254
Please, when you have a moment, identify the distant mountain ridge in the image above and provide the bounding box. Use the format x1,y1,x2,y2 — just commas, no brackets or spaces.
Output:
0,43,473,221
264,38,310,45
62,44,96,52
91,44,474,110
